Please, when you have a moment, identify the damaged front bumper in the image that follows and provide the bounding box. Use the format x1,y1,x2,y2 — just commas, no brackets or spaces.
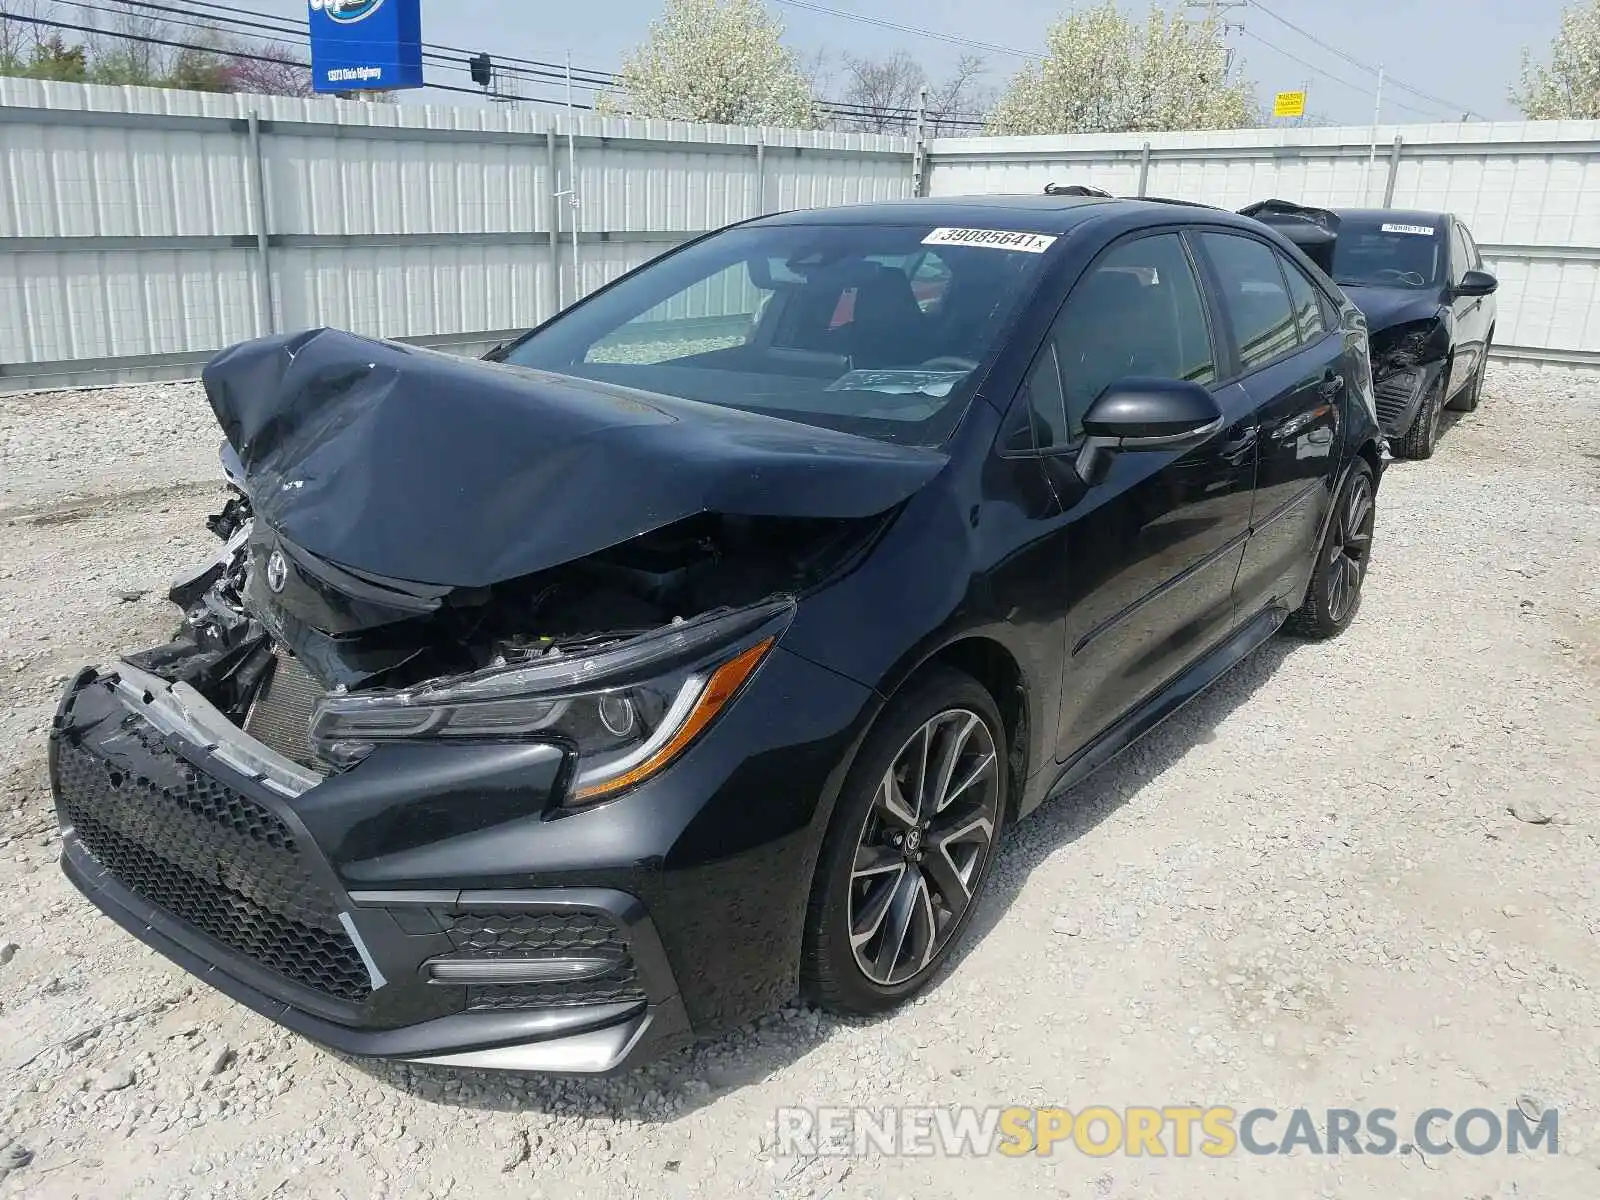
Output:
49,651,877,1071
1371,359,1447,439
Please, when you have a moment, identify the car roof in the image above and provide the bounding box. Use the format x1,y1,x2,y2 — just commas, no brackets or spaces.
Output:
1330,207,1451,226
747,194,1262,236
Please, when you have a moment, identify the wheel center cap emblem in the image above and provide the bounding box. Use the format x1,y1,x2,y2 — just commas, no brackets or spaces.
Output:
904,827,923,855
264,550,289,594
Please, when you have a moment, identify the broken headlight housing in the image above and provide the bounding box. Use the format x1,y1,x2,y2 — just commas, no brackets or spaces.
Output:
1371,317,1448,377
308,599,794,802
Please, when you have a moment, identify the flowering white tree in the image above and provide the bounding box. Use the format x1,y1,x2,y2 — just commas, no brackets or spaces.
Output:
987,2,1258,135
605,0,819,128
1513,0,1600,119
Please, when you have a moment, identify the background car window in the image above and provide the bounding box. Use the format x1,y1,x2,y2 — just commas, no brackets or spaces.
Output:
1458,222,1483,271
1198,233,1299,373
1448,223,1469,285
1281,259,1329,346
1037,233,1215,445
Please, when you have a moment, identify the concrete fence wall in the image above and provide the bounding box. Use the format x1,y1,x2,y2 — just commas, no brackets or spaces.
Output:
4,78,1599,391
0,78,913,390
926,121,1600,369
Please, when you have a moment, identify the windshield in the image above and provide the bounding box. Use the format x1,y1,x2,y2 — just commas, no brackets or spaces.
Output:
500,222,1056,446
1330,219,1443,290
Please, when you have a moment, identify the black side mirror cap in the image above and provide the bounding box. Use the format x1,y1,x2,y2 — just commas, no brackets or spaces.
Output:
1455,269,1499,297
1076,378,1225,482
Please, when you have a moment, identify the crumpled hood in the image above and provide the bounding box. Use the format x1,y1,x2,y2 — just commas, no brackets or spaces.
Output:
1339,285,1445,335
201,328,948,587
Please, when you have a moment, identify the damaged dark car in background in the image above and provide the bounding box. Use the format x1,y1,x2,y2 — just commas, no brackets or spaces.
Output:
51,195,1383,1074
1242,200,1498,459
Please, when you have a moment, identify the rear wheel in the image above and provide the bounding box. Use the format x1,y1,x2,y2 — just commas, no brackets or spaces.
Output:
1287,461,1375,640
1395,373,1444,459
801,669,1005,1015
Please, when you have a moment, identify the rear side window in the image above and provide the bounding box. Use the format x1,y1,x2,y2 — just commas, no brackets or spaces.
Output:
1281,259,1329,346
1198,233,1299,374
1022,232,1215,447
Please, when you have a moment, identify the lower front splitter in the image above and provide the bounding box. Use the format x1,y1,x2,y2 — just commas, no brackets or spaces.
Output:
60,837,693,1073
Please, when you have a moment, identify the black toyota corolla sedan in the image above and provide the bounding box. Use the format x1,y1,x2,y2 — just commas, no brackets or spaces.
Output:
1242,202,1498,459
52,195,1383,1074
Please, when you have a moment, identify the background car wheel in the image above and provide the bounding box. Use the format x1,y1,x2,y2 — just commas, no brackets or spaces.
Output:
1287,461,1375,640
1448,344,1490,413
801,668,1006,1016
1395,373,1444,459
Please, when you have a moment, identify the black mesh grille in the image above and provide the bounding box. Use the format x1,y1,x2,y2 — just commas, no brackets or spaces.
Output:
56,733,371,1003
1374,372,1419,430
446,911,645,1009
447,910,629,956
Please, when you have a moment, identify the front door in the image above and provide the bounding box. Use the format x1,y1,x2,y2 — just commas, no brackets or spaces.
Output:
1019,230,1258,762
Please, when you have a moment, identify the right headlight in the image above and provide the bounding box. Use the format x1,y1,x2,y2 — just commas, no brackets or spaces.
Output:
308,598,794,803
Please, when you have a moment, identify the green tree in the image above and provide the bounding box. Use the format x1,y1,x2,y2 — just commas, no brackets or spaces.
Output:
605,0,819,127
1513,0,1600,119
987,2,1258,135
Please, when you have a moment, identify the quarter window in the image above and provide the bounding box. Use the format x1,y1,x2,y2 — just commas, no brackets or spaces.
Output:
1022,233,1215,448
1198,232,1300,374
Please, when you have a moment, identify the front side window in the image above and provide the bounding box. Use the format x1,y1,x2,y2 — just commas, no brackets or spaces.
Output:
1027,233,1215,447
1198,232,1299,374
1281,258,1329,346
503,224,1052,446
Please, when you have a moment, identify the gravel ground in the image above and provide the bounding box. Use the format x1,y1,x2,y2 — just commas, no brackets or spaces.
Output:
0,365,1597,1199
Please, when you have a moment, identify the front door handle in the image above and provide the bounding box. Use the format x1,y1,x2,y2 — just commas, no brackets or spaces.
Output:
1319,372,1346,399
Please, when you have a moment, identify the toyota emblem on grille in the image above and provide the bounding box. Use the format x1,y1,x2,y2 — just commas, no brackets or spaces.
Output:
265,550,289,594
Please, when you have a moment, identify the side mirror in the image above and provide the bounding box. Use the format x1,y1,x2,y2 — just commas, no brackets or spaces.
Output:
1075,378,1224,482
1455,269,1498,297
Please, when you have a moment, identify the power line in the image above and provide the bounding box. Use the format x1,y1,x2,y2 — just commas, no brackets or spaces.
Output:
772,0,1039,59
1238,28,1445,120
1244,0,1476,118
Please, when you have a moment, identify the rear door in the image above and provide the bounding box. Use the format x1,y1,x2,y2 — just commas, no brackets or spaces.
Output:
1193,230,1345,617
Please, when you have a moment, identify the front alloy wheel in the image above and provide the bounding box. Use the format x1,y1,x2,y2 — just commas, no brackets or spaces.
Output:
848,710,999,986
802,668,1007,1014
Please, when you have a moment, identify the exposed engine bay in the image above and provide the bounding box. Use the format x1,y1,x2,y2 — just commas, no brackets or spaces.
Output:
124,471,876,772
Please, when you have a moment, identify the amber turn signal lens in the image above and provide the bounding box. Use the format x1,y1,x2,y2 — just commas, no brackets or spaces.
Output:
570,637,775,802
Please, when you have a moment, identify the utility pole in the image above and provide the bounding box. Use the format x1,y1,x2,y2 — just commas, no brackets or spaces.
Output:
1186,0,1247,78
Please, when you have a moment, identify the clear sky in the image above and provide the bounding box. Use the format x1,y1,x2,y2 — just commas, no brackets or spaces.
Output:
250,0,1571,126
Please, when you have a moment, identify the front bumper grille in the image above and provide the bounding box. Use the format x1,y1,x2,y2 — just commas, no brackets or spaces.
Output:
54,730,371,1003
1374,369,1422,433
442,909,647,1010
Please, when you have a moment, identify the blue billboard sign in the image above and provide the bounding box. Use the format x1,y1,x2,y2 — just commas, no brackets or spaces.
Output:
308,0,424,94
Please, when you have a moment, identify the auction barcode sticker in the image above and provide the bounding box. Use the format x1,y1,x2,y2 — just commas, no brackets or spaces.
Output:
922,227,1059,253
1381,223,1436,236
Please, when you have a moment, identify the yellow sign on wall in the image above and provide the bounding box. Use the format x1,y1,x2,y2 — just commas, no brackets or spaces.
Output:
1273,91,1307,118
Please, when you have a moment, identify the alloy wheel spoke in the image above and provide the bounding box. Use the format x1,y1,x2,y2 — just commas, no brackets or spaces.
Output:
925,815,993,907
937,749,997,816
871,869,923,980
852,840,903,882
928,713,980,816
849,864,906,950
877,772,918,830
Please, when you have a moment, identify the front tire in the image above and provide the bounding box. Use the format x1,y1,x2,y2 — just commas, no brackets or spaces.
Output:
1448,345,1489,413
801,668,1006,1016
1287,461,1375,640
1395,372,1443,459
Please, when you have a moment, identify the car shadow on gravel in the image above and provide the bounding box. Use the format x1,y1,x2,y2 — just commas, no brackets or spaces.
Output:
334,635,1302,1121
